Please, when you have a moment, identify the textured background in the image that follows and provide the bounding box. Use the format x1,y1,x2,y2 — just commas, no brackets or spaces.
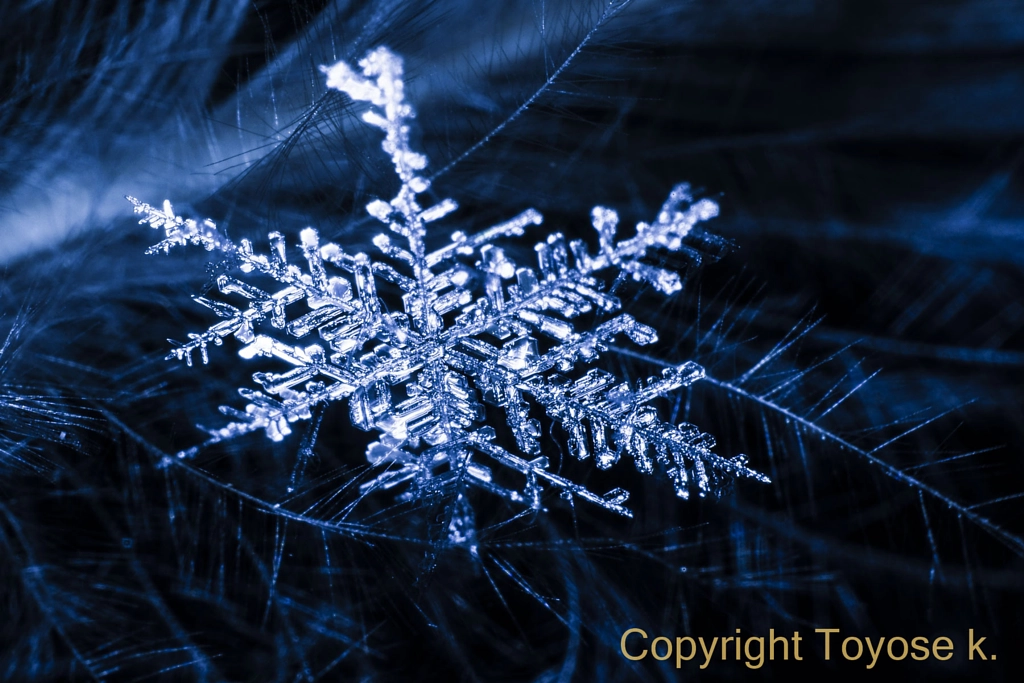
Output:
1,1,1022,680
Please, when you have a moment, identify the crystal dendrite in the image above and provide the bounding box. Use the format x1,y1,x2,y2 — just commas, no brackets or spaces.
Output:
129,46,769,530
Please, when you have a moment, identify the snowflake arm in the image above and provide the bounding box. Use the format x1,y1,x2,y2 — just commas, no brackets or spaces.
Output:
128,196,233,254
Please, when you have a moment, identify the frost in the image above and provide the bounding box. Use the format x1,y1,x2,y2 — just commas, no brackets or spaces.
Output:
129,46,769,535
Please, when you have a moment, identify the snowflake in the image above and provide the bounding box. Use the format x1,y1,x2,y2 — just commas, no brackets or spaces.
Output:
127,47,769,537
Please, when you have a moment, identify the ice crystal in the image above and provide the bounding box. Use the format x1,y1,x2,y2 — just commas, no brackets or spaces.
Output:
129,46,769,531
